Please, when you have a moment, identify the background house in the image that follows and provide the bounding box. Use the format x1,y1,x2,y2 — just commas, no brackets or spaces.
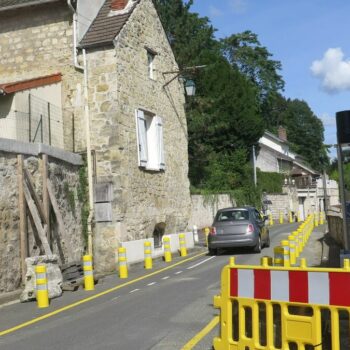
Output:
256,126,339,220
0,0,191,272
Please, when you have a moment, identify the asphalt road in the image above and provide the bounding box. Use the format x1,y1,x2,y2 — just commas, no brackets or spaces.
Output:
0,223,301,350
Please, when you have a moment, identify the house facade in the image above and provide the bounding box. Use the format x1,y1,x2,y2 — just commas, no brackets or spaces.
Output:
257,127,339,220
0,0,191,271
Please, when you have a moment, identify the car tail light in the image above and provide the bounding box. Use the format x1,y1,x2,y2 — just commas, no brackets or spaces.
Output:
210,227,216,235
246,224,254,233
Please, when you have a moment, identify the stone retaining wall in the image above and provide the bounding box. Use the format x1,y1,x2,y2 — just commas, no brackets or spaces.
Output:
188,194,235,229
0,143,84,293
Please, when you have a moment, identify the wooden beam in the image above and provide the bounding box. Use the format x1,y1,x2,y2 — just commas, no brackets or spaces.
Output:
42,154,50,244
47,179,66,234
28,208,45,255
47,179,67,264
24,168,47,225
17,155,28,283
23,183,52,255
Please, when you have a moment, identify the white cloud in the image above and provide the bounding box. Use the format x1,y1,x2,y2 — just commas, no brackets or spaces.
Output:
209,5,223,17
320,113,336,127
228,0,247,14
311,48,350,93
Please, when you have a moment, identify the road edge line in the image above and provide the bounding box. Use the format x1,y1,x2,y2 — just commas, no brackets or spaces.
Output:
0,251,207,337
181,316,219,350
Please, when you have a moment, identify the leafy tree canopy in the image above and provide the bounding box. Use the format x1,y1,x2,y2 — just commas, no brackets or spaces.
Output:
153,0,328,200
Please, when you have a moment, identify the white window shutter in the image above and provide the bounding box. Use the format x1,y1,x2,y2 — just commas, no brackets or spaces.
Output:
156,116,165,170
136,110,148,167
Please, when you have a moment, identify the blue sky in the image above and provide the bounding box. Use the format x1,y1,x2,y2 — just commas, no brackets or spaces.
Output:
191,0,350,157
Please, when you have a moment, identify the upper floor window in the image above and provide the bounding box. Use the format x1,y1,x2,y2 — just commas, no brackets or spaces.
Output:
136,109,165,171
146,49,156,80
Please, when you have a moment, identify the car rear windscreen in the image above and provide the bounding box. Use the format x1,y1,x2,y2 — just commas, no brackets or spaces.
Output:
216,210,249,222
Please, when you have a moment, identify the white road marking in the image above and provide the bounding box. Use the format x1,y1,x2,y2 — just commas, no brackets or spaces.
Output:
174,271,183,275
162,276,170,280
112,296,120,301
129,289,140,293
187,256,216,270
147,282,157,286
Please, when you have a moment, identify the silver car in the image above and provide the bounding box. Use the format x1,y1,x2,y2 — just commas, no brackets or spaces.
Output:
208,206,270,255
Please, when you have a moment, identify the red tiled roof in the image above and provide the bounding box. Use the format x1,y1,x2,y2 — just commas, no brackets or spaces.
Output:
79,0,140,48
0,73,62,94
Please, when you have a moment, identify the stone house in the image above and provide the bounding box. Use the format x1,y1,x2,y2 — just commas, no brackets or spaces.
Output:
256,127,339,220
0,0,191,272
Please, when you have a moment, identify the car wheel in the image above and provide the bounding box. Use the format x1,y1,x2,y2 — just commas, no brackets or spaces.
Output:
265,233,270,248
208,247,217,256
254,236,262,253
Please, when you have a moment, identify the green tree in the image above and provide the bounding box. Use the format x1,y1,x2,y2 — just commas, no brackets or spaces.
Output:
279,99,327,170
222,31,284,102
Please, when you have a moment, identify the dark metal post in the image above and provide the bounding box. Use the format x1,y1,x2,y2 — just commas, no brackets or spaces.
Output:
337,145,348,249
252,145,257,187
48,103,51,145
72,113,75,153
28,94,31,142
40,114,43,143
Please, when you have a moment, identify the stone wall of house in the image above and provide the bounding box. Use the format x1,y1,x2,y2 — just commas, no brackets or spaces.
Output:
188,194,236,229
256,146,279,173
0,144,84,293
86,0,191,271
0,3,85,152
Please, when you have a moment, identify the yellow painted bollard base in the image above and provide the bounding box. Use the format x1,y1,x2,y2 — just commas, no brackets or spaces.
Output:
164,252,172,262
84,275,95,291
37,290,49,308
180,248,187,257
145,258,152,269
119,266,128,278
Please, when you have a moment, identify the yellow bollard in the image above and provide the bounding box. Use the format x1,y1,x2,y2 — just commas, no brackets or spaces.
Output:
261,256,273,267
179,233,187,257
118,247,128,278
144,241,153,269
204,227,210,246
289,211,293,223
83,255,95,291
279,211,283,224
269,213,274,226
320,211,324,225
281,240,290,267
163,237,172,262
314,212,319,227
288,235,296,266
292,231,300,258
273,246,284,266
35,264,49,308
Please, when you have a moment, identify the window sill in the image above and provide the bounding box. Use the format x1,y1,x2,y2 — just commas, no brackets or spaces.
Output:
139,166,164,173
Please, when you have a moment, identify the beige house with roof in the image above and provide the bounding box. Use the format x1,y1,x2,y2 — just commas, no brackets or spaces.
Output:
0,0,191,271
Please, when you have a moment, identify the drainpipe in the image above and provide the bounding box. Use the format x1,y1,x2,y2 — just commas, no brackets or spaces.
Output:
67,0,84,70
83,49,94,256
67,0,94,255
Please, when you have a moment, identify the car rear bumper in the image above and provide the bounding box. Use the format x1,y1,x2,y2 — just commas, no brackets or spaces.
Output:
208,234,258,249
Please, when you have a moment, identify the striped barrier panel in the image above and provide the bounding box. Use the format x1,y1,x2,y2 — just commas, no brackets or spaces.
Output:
213,257,350,350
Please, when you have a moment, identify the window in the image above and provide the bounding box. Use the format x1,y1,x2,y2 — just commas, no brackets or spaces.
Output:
147,50,155,79
136,109,165,171
216,210,249,222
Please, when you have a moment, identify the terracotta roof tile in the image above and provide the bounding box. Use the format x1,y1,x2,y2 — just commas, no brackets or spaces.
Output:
79,0,140,48
0,73,62,94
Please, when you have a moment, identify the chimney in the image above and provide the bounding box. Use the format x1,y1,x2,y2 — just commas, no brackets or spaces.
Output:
278,126,287,141
110,0,128,10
